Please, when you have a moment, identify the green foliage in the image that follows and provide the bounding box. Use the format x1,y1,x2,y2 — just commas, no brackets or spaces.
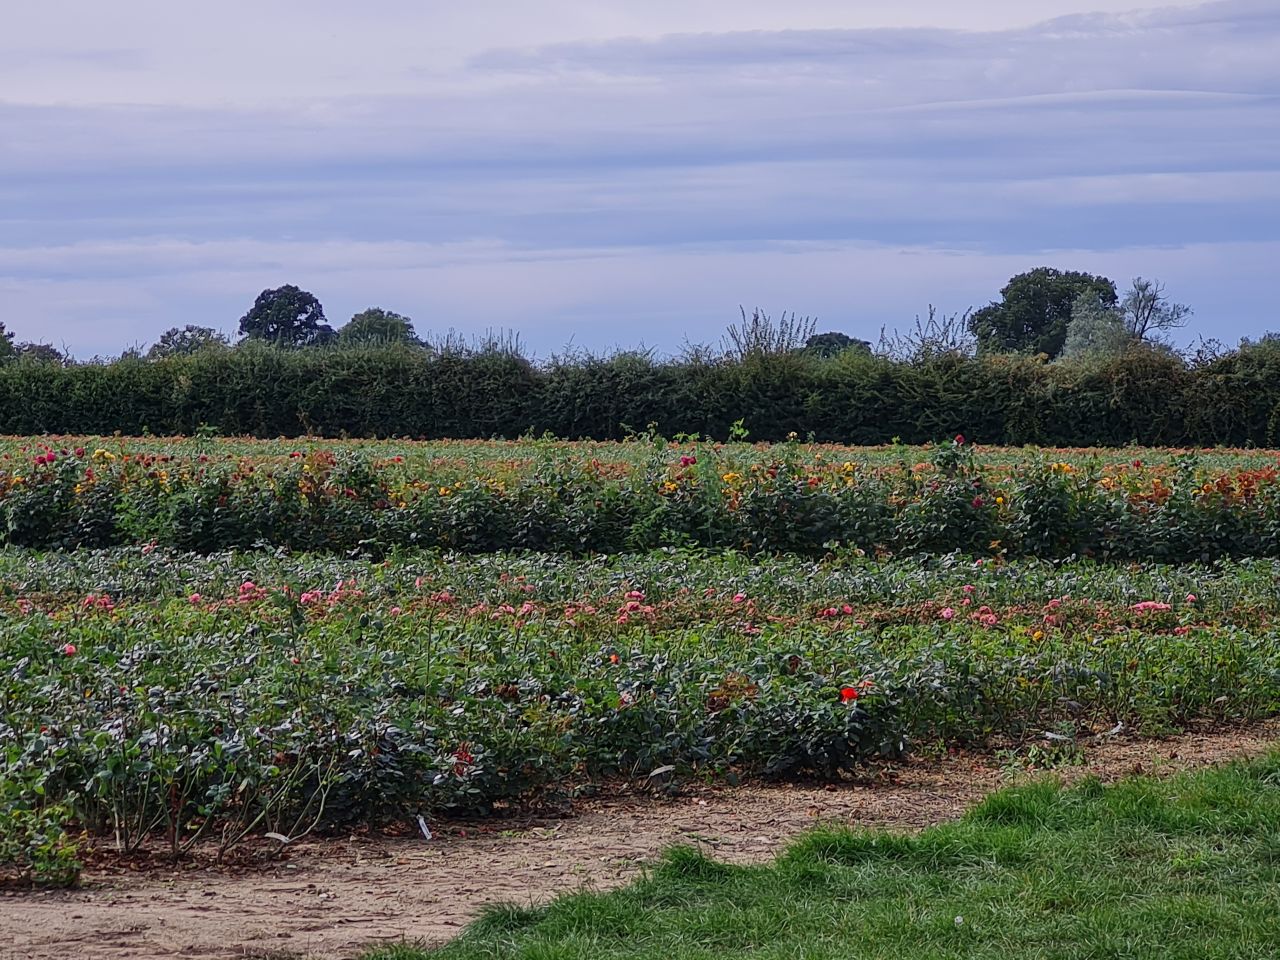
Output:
0,761,82,887
804,331,870,358
1060,293,1128,360
238,285,334,347
380,757,1280,958
14,343,66,366
970,268,1118,359
146,325,230,359
722,308,816,360
2,440,1280,560
877,306,976,360
4,340,1279,445
338,308,420,346
5,546,1280,862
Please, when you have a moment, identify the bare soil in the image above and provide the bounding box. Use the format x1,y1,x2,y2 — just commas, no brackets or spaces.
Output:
4,721,1277,960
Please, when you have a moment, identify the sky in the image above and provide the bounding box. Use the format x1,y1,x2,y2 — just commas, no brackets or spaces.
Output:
3,0,1279,357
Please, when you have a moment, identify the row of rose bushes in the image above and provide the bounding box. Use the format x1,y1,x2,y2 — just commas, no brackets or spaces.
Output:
7,617,1276,884
7,434,1277,473
0,558,1233,638
0,547,1262,616
3,440,1280,559
5,548,1280,884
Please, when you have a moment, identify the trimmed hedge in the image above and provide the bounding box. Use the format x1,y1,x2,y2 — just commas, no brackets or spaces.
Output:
3,340,1280,445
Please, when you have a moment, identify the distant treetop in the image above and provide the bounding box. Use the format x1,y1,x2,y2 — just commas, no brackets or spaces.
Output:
338,308,421,346
147,325,231,359
968,268,1117,359
804,331,871,358
15,342,67,365
238,285,334,347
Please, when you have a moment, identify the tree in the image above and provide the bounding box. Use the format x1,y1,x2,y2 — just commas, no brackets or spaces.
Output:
337,308,420,346
968,268,1117,358
803,331,871,358
1061,294,1129,360
238,285,334,347
0,323,15,362
147,325,231,359
1121,277,1191,342
15,343,67,365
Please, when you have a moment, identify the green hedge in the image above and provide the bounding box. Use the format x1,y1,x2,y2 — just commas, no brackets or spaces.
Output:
4,340,1280,445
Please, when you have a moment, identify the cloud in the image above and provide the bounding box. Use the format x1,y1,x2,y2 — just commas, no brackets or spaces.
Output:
0,0,1277,355
0,47,147,74
0,1,1219,107
471,0,1280,96
5,0,1276,180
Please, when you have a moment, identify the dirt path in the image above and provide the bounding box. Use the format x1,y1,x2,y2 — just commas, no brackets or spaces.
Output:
4,722,1278,960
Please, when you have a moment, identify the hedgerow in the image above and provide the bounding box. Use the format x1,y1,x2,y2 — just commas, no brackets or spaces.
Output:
3,338,1280,445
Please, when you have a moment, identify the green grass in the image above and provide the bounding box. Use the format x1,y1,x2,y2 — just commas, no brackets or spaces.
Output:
368,755,1280,959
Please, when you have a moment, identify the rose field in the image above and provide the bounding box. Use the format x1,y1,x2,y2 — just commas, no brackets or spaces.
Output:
5,435,1280,558
4,437,1280,957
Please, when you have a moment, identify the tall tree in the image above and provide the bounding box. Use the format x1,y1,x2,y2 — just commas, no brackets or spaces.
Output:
147,325,230,359
1121,277,1191,342
0,323,15,362
1061,294,1128,360
337,308,420,346
238,285,334,346
968,268,1117,358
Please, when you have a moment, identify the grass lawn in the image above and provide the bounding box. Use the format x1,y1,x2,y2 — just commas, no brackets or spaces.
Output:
369,755,1280,959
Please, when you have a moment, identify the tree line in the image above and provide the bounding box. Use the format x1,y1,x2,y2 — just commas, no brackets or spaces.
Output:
9,267,1197,366
6,266,1273,447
